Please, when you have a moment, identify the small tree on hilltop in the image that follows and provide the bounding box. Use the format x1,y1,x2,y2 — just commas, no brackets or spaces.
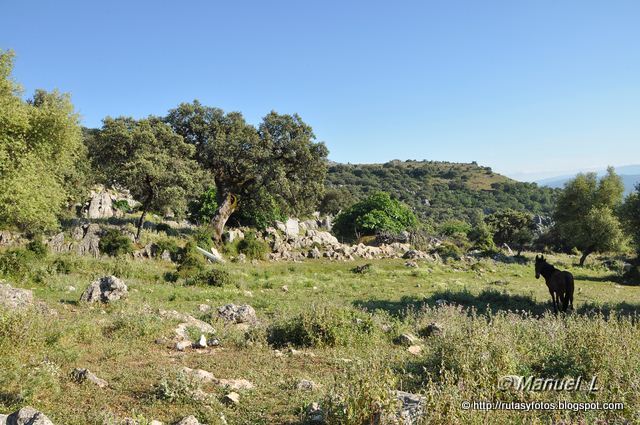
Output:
554,167,625,265
333,192,417,240
485,209,534,256
90,117,204,240
165,102,329,241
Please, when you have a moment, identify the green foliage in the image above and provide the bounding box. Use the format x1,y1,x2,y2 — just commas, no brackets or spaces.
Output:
155,371,206,404
99,229,133,257
177,241,206,276
326,160,560,225
334,192,417,240
319,187,357,215
0,50,85,232
485,209,534,254
186,267,236,287
191,228,214,250
89,116,206,238
0,248,36,278
235,188,285,230
438,219,471,237
237,232,269,260
188,186,218,224
554,167,625,264
323,363,398,424
165,102,328,238
267,307,377,348
621,184,640,255
26,238,48,257
112,199,131,213
435,241,464,260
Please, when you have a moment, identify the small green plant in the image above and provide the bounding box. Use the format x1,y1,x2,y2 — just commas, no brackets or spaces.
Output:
112,199,131,213
155,371,207,404
237,231,269,260
177,241,206,276
99,229,133,257
185,267,236,287
0,248,36,278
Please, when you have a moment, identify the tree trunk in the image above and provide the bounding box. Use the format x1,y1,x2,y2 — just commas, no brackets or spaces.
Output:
211,193,238,242
579,247,594,266
135,209,148,242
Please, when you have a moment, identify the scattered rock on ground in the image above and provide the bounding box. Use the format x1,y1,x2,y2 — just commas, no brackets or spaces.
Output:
71,368,108,388
224,392,240,405
420,322,443,337
6,406,54,425
394,333,419,346
407,345,423,355
296,379,317,391
173,416,200,425
79,276,128,303
217,304,258,325
0,283,34,310
305,402,324,424
182,367,254,390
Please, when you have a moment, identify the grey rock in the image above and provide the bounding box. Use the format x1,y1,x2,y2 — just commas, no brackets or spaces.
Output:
224,391,240,405
86,189,114,219
285,218,300,238
80,276,128,303
75,223,102,257
395,391,425,424
305,402,324,423
218,304,258,325
296,379,317,391
394,333,419,347
6,407,54,425
71,368,108,388
173,416,200,425
0,283,34,310
420,322,443,337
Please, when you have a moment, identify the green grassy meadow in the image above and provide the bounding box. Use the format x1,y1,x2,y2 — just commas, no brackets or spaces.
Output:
2,252,640,424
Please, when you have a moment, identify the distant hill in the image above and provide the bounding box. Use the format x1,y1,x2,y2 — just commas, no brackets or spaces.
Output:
536,165,640,195
326,160,560,223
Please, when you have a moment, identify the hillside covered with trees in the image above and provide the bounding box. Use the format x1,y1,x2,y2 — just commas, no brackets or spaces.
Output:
323,160,560,223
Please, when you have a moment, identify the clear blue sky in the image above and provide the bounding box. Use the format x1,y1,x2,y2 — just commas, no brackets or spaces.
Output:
3,0,640,180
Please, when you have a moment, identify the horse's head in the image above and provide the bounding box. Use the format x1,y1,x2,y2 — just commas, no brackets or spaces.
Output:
535,255,545,279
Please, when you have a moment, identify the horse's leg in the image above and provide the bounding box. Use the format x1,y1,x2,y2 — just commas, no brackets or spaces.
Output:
561,292,569,312
550,290,557,314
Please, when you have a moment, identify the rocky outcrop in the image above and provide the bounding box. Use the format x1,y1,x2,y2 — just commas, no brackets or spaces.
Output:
75,223,102,257
81,185,138,220
79,276,128,303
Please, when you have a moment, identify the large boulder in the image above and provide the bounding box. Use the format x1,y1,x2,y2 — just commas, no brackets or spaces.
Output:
222,229,245,243
6,407,54,425
218,304,258,325
79,276,128,303
85,190,114,219
0,283,34,310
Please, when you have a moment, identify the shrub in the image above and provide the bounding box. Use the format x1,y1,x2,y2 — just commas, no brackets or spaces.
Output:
112,199,131,213
435,241,463,260
237,232,269,260
267,307,377,348
322,363,398,424
186,267,236,287
334,192,417,241
26,238,48,257
99,229,133,257
155,222,178,237
0,248,36,278
176,241,206,276
188,187,218,224
155,238,180,260
155,371,207,404
192,228,214,250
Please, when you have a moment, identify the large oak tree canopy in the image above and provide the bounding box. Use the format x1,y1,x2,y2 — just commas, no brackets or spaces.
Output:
166,101,329,241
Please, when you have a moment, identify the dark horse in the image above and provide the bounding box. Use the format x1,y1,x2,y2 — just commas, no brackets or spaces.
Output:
535,255,574,313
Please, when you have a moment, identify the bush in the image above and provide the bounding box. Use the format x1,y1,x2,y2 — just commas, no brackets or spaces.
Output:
334,192,417,241
112,199,131,213
155,223,178,237
188,187,218,224
237,232,269,260
155,238,180,260
435,241,464,260
186,267,236,287
26,238,48,257
267,307,377,348
99,229,133,257
0,248,36,278
322,363,398,424
176,241,206,276
155,371,207,404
